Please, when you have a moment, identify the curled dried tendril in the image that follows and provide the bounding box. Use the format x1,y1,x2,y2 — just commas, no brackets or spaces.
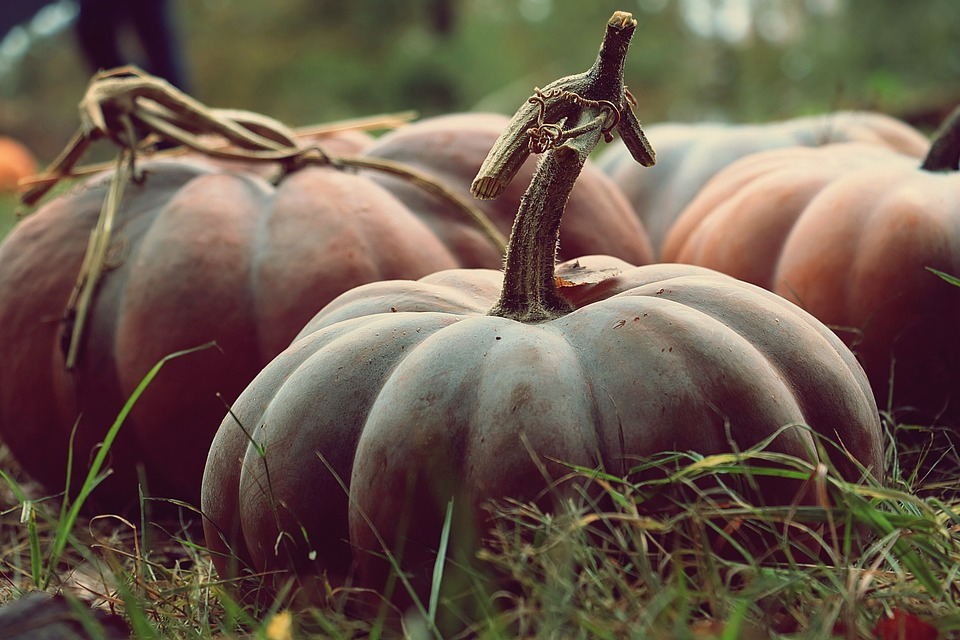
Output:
526,123,564,155
525,87,621,154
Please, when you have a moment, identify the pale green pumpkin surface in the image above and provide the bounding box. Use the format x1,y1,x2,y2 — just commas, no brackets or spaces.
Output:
201,257,883,601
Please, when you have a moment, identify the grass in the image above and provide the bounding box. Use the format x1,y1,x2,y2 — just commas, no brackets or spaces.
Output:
470,428,960,639
0,404,958,638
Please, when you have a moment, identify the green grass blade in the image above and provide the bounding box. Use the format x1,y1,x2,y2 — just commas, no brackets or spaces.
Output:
926,266,960,287
114,578,159,639
24,501,42,588
0,469,43,587
41,341,217,589
846,496,944,597
428,498,455,625
0,467,25,502
55,419,80,564
720,598,749,640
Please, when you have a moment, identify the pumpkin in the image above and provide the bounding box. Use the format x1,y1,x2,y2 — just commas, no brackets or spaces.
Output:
661,106,960,423
596,112,929,257
201,13,882,611
0,156,459,509
0,136,38,193
362,112,654,267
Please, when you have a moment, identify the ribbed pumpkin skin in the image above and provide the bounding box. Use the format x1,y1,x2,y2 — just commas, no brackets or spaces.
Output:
0,136,37,192
596,112,928,257
191,128,374,177
0,160,459,508
363,113,655,267
201,257,882,604
661,142,960,421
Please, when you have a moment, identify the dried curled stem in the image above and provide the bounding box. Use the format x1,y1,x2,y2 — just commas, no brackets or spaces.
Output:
471,11,655,202
476,11,657,323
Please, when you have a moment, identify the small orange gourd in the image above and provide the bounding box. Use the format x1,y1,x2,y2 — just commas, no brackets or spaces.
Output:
0,136,37,193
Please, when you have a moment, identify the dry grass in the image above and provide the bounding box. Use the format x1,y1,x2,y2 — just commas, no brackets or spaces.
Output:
0,412,958,639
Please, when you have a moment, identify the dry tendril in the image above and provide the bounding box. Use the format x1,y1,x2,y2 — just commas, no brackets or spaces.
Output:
526,88,621,154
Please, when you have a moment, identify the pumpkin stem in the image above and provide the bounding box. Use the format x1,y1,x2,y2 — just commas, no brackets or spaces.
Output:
475,11,654,322
490,114,606,322
921,103,960,172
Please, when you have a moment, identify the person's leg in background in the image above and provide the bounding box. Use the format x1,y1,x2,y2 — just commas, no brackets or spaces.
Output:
128,0,189,91
75,0,126,73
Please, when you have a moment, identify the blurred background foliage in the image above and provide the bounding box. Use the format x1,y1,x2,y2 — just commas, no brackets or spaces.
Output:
1,0,958,163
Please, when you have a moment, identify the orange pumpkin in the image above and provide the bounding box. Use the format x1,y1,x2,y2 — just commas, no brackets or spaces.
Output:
661,107,960,423
597,112,928,257
0,157,459,509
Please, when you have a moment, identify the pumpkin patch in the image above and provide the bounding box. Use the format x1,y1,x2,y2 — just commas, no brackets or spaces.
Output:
200,13,883,610
0,69,654,511
1,6,952,637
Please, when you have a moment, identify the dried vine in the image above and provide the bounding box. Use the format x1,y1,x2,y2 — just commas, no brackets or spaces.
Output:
24,66,507,369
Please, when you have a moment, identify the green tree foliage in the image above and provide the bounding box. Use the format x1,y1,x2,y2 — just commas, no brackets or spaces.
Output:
1,0,958,161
